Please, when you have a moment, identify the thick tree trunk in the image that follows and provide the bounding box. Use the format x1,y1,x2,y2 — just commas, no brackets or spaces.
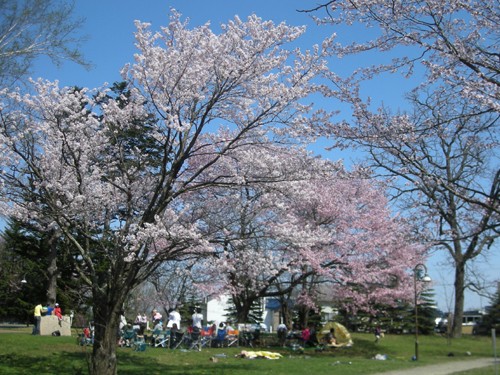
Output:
451,262,466,338
91,310,119,375
234,297,253,323
89,286,127,375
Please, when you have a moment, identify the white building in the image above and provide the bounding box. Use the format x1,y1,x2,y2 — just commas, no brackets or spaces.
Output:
202,295,283,332
204,294,231,326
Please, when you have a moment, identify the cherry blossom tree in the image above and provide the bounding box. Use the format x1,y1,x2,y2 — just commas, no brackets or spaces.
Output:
330,88,499,337
304,0,499,336
0,12,327,374
189,144,426,324
187,144,335,322
307,0,499,112
278,172,427,308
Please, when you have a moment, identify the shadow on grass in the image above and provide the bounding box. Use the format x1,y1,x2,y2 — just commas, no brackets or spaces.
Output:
0,349,256,375
0,351,90,375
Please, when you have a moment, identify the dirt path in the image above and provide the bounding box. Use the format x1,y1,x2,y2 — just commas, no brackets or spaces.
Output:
372,358,498,375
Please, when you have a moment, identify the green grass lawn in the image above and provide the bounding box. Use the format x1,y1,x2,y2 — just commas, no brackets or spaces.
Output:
0,325,496,375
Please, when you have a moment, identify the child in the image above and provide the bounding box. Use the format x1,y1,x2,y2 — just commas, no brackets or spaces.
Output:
54,303,63,326
374,326,382,343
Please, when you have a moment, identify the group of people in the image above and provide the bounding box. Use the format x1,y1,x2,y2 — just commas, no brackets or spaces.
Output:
129,306,240,349
32,302,63,335
211,321,237,347
149,306,182,331
300,324,319,347
148,307,207,348
115,306,189,347
276,322,343,348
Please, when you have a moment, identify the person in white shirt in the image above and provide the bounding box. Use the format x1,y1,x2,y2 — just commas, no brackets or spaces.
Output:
119,311,127,331
135,312,148,335
167,307,181,330
192,307,203,329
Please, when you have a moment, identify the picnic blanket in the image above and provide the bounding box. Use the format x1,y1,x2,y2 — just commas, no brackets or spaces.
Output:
237,350,283,359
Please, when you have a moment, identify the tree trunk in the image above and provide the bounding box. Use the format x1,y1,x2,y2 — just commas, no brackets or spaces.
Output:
89,286,127,375
91,311,119,375
234,296,253,323
451,261,466,338
280,298,293,329
45,230,59,305
297,305,310,329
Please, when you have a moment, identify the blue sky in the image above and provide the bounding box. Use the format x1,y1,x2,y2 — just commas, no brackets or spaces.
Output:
18,0,500,312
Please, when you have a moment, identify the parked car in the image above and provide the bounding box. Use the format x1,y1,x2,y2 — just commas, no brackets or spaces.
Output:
251,323,267,332
238,322,267,332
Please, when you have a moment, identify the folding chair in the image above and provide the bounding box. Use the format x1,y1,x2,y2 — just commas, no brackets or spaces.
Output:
174,333,190,349
149,327,161,346
132,334,147,352
119,328,136,347
226,329,239,347
242,330,259,348
252,328,261,347
170,330,184,349
154,330,170,348
200,328,213,348
188,327,202,351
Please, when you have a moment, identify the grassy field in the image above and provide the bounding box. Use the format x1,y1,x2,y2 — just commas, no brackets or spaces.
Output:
0,325,496,374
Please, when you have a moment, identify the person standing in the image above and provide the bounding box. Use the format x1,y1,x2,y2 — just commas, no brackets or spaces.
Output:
374,326,382,343
119,311,127,332
214,322,226,347
192,307,203,330
152,309,162,325
45,303,54,316
301,326,310,346
32,303,44,335
167,307,181,330
277,322,288,347
135,312,148,335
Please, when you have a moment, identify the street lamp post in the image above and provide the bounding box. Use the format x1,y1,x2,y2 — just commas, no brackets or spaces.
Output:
414,263,431,361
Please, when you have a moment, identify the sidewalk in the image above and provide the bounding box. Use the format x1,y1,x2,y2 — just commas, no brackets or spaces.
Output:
372,358,498,375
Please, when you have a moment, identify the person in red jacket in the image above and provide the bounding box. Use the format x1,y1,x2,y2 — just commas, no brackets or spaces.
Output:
301,326,310,345
54,303,63,325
